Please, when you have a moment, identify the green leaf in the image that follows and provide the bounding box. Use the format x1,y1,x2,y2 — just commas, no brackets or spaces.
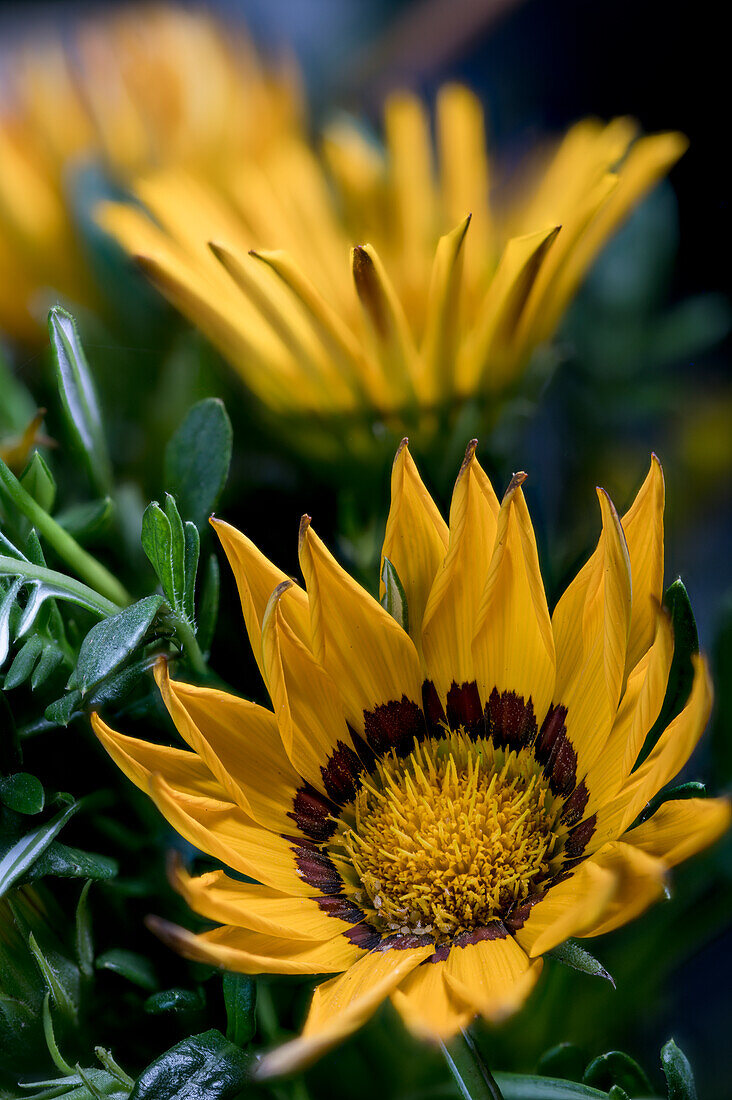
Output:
493,1075,610,1099
129,1030,249,1100
5,635,44,689
20,841,118,884
55,498,114,542
48,307,112,496
635,781,706,827
547,940,615,987
607,1089,631,1100
183,521,200,623
0,576,23,665
0,799,80,896
661,1039,697,1100
141,503,174,605
44,691,83,728
164,494,186,612
164,399,232,529
70,595,164,696
32,643,65,691
223,972,256,1047
21,452,57,515
636,580,699,768
29,934,78,1022
0,772,45,815
537,1044,586,1083
96,949,157,991
41,992,75,1074
583,1051,653,1095
75,881,94,979
197,554,219,654
145,988,205,1016
381,556,409,632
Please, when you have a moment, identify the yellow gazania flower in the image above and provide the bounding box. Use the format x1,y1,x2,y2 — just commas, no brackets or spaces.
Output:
93,443,728,1075
99,87,686,431
0,4,298,342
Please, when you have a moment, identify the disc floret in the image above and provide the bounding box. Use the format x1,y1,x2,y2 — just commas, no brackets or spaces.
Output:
333,730,564,943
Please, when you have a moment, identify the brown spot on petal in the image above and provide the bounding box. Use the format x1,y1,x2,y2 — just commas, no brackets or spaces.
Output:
486,688,537,749
344,922,382,949
288,783,337,842
563,814,597,860
363,696,426,757
321,740,363,805
446,681,485,738
290,842,343,895
377,932,435,951
316,895,366,923
422,680,447,737
535,705,577,796
560,780,589,827
428,919,508,962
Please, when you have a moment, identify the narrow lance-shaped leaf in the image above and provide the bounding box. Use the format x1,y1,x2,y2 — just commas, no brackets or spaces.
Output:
75,881,95,979
20,452,56,514
583,1051,653,1095
141,502,174,604
164,494,186,611
548,940,615,987
48,307,112,496
29,933,79,1022
223,973,256,1048
164,398,232,530
68,595,164,696
96,949,157,991
636,580,699,768
183,521,200,623
0,799,80,896
381,556,409,633
197,553,219,655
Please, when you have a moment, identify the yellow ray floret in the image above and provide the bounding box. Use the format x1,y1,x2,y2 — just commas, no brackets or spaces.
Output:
100,84,686,427
92,442,728,1074
0,4,299,342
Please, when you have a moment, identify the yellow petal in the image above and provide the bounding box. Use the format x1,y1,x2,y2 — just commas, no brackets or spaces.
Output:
458,226,560,392
436,84,491,274
381,440,449,660
384,91,436,280
551,488,632,778
514,861,616,957
582,610,673,816
148,773,322,896
589,655,713,848
391,958,473,1040
473,475,555,732
420,214,471,401
154,662,325,838
170,858,365,941
623,797,731,867
579,841,667,938
351,243,419,404
621,455,665,674
256,940,434,1077
211,517,310,683
147,919,365,975
91,712,224,801
261,580,365,796
298,519,424,753
422,443,499,702
444,927,540,1022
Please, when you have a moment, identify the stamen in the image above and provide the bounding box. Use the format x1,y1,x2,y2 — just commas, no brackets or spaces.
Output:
330,728,563,944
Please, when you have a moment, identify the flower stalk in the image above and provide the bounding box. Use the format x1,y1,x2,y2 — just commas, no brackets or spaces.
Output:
0,455,131,607
441,1030,505,1100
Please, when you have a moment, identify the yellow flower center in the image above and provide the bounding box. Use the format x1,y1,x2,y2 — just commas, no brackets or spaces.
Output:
333,731,564,944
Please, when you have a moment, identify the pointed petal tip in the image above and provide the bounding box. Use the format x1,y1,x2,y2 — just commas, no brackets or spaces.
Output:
458,439,479,477
298,513,312,549
503,471,528,502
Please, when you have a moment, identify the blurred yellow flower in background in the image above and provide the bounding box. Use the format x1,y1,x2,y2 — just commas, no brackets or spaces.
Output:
0,4,299,342
100,85,686,441
93,442,728,1075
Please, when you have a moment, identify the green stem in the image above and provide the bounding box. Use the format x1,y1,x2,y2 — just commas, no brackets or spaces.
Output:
441,1030,504,1100
174,614,208,676
0,457,131,606
0,555,120,618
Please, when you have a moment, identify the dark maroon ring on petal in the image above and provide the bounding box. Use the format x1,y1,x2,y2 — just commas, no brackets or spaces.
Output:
288,782,338,842
363,696,426,757
446,681,485,739
485,688,537,750
288,840,344,895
